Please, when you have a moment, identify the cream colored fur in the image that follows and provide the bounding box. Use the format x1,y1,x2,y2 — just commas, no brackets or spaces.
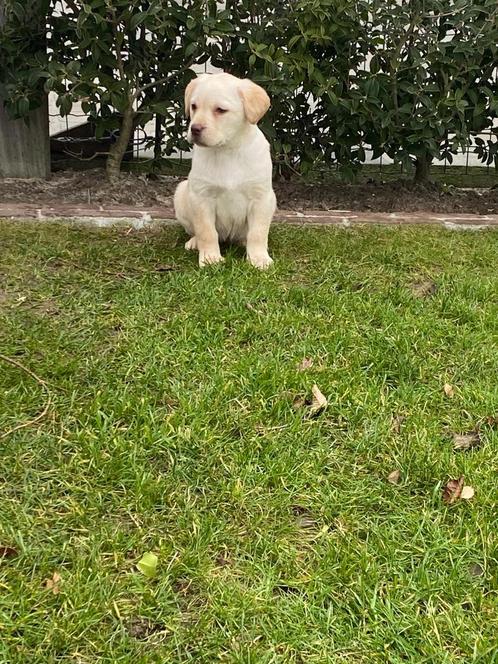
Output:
174,73,276,269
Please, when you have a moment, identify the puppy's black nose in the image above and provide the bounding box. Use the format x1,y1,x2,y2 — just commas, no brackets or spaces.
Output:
190,124,204,137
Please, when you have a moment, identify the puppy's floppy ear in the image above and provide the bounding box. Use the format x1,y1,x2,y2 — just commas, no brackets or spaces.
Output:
184,77,198,117
238,79,270,124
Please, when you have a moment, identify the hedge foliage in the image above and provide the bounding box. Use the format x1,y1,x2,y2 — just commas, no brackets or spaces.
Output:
1,0,497,180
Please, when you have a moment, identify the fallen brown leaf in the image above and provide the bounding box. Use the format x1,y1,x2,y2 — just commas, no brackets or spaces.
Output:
387,469,401,484
0,545,18,558
292,506,318,530
292,395,306,410
410,279,437,298
443,383,455,398
44,571,62,594
468,562,484,577
442,476,464,504
155,264,176,272
273,584,302,596
453,431,481,451
296,515,317,529
126,617,163,639
485,416,498,428
392,415,406,434
460,485,475,500
310,384,327,414
215,551,231,568
297,358,314,372
291,505,312,516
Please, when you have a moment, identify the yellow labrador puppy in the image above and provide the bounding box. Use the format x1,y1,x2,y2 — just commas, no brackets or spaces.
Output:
174,73,276,269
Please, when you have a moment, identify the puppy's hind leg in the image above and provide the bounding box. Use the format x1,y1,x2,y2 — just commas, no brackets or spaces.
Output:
174,181,197,248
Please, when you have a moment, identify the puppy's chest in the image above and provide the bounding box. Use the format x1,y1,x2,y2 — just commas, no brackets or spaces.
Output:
203,179,266,200
190,147,270,198
191,168,268,201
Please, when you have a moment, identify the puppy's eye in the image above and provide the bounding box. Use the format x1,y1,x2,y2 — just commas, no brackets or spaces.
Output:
191,103,197,111
215,107,228,114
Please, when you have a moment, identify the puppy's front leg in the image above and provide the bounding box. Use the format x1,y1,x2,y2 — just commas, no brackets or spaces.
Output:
246,193,276,270
191,201,224,268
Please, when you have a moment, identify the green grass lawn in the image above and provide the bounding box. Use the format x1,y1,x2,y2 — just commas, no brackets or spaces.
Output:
1,220,497,663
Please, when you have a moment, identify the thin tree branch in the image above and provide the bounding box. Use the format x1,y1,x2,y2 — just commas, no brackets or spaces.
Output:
0,354,52,440
64,0,80,14
108,6,127,83
63,149,111,160
133,59,196,100
423,5,470,20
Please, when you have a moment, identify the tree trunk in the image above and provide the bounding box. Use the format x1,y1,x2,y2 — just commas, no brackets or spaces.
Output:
414,152,433,183
105,100,135,181
0,0,50,178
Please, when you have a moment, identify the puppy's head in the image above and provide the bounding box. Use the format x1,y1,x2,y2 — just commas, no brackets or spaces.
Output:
185,73,270,147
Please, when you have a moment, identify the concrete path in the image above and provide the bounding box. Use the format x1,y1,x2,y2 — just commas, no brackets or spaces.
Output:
1,202,498,229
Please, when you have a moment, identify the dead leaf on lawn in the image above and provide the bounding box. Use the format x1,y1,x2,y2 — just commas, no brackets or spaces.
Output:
442,476,465,504
296,515,318,529
391,415,406,434
172,577,193,596
292,506,318,531
297,357,314,372
292,395,306,410
274,584,302,596
44,571,62,594
453,431,481,451
461,485,475,500
126,617,163,639
387,469,401,484
310,384,327,414
0,545,18,559
155,263,176,272
443,383,455,398
293,386,327,415
410,279,438,298
485,416,498,428
215,551,231,568
468,563,484,577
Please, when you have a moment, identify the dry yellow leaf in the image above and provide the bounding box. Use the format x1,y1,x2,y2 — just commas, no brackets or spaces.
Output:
297,358,314,372
461,485,475,500
310,384,327,414
453,431,481,451
442,476,464,504
443,383,454,397
44,571,62,594
387,469,401,484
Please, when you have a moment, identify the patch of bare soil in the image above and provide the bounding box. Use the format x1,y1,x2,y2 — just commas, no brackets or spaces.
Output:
0,170,178,206
275,178,498,214
1,169,498,214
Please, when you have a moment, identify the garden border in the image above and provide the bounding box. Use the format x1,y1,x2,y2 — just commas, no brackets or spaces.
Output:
1,203,498,230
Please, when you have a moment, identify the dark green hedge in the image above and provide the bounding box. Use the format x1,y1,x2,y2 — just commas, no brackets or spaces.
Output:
1,0,497,180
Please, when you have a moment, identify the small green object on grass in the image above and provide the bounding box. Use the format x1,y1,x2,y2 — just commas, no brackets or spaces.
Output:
137,552,158,578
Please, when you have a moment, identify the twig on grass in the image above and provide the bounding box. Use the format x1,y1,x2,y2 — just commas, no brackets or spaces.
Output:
0,354,52,440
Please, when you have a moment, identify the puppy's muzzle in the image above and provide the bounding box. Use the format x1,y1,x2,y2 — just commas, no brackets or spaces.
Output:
190,124,205,143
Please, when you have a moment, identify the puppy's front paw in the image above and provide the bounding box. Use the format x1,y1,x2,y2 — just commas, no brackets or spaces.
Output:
247,252,273,270
185,237,198,251
199,250,224,268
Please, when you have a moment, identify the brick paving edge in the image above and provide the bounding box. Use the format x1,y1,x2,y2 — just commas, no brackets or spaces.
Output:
1,203,498,229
